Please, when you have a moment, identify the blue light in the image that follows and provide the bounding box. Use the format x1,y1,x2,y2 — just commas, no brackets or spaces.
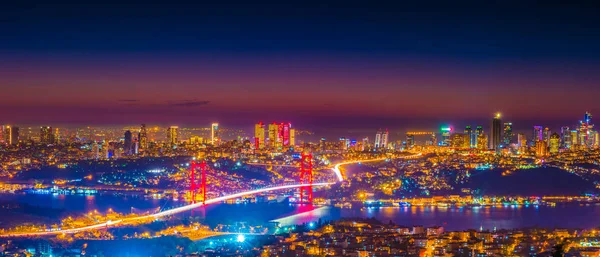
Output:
236,234,246,242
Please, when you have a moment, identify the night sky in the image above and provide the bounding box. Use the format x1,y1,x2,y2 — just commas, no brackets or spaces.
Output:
1,2,600,133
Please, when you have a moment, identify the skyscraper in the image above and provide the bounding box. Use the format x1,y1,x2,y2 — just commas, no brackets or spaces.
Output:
124,130,133,155
374,129,389,150
490,113,502,150
282,123,291,146
533,126,543,141
268,123,279,149
289,128,296,146
560,126,571,149
503,122,513,146
167,126,178,146
549,133,560,154
139,124,148,150
465,126,475,148
475,126,483,148
517,133,527,152
4,126,19,145
543,127,551,146
211,123,219,145
571,130,579,149
40,126,54,144
254,122,265,149
477,132,488,150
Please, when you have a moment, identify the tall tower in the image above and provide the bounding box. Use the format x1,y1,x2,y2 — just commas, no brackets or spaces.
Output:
503,122,513,146
560,126,571,149
254,122,265,150
374,130,382,149
533,126,543,142
282,123,291,147
490,113,502,150
211,123,219,145
289,128,296,146
464,126,474,148
139,124,148,150
381,129,389,149
549,133,560,154
167,126,178,146
124,130,133,155
267,123,279,149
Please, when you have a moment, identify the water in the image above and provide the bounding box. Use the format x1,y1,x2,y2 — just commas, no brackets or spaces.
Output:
2,193,600,231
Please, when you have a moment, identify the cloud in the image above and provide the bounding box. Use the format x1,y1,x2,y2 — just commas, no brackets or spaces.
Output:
167,99,211,107
117,99,140,102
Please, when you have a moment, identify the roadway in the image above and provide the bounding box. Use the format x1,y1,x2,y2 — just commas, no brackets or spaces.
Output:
331,153,422,182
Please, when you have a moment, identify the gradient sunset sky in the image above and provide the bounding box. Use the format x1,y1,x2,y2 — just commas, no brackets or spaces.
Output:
1,2,599,132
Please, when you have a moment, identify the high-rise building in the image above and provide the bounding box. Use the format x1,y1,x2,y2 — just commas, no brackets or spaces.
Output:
533,126,543,142
374,129,389,149
4,126,19,145
440,127,452,146
139,124,148,150
92,141,100,159
124,130,133,155
465,126,475,148
167,126,178,146
406,134,415,148
571,130,579,149
536,140,548,157
549,133,560,154
490,113,502,150
475,126,483,148
40,126,54,144
503,122,513,146
477,132,488,150
543,127,551,146
289,128,296,146
268,123,279,149
517,133,527,148
580,112,594,148
211,123,219,145
560,126,571,149
254,122,265,149
282,123,291,147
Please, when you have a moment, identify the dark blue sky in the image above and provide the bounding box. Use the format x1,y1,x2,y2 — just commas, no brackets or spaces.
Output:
1,1,600,132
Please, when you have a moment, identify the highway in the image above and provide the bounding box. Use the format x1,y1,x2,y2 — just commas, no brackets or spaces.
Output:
331,153,422,182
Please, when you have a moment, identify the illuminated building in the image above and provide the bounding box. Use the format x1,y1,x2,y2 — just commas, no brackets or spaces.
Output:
533,126,543,142
476,132,488,150
560,126,571,149
543,127,551,146
571,130,579,150
40,126,54,144
406,134,415,148
440,127,451,146
475,126,483,148
549,133,560,154
319,138,326,151
490,113,502,150
503,122,513,146
536,140,548,157
362,137,369,151
282,123,292,147
450,133,470,148
254,122,265,149
374,129,389,150
124,130,133,155
53,128,60,143
465,126,475,148
139,124,148,150
211,123,219,145
4,126,19,145
579,112,594,148
517,133,526,148
289,128,295,146
190,136,203,145
339,137,348,151
595,131,600,148
268,123,279,149
92,141,100,159
167,126,178,146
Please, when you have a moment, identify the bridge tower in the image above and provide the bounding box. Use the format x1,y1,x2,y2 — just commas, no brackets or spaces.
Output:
190,160,208,204
299,152,313,203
